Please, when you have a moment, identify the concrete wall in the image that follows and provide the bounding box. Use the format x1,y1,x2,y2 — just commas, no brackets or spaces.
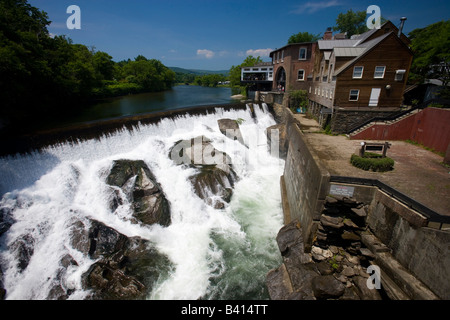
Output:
279,106,449,299
282,109,329,250
367,189,450,299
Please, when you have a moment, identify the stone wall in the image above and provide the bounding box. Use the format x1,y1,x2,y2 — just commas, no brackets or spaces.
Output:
271,105,449,299
282,109,329,250
331,109,399,134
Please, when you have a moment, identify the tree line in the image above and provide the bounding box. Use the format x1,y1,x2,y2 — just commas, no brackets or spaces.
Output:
0,0,175,128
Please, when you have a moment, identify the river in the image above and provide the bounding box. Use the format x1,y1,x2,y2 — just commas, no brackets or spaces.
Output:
0,100,285,300
54,85,235,128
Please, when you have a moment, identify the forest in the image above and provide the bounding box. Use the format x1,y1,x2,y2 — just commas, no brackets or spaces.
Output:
0,0,176,128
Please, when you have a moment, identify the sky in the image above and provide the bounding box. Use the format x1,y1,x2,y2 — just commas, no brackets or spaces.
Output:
29,0,450,71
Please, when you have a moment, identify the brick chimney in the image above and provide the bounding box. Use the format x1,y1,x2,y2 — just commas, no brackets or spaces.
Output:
323,27,333,40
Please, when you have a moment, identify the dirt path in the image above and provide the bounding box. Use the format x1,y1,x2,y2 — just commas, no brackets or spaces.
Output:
294,114,450,216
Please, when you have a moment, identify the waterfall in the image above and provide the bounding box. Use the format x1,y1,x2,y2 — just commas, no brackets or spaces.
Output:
0,104,285,300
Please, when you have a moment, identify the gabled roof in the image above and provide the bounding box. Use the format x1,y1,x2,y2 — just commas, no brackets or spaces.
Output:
333,31,412,76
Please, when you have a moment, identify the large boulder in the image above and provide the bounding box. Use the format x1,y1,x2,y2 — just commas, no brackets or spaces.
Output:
217,119,245,146
312,275,346,299
70,219,172,300
170,136,237,209
106,160,171,227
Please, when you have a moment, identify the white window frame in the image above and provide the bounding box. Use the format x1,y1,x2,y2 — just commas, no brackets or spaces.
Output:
299,48,307,60
353,66,364,79
281,50,284,62
349,89,360,101
374,66,386,79
395,69,406,81
297,69,305,81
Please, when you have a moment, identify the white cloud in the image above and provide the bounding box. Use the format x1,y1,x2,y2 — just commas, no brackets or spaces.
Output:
291,0,341,14
246,48,273,57
197,49,215,59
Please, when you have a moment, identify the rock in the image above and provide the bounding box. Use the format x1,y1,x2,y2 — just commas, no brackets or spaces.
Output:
0,266,5,300
351,206,367,218
68,219,172,300
311,246,333,261
359,248,376,260
341,231,361,241
276,220,312,265
283,262,317,299
266,123,287,159
107,160,171,226
311,275,345,299
320,214,344,229
217,119,245,146
84,262,146,300
0,208,13,237
353,276,382,300
342,266,356,277
316,261,333,275
10,234,34,272
266,264,293,300
170,137,237,208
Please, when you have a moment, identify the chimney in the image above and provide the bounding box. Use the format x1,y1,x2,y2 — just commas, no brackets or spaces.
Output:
323,27,333,40
398,17,407,37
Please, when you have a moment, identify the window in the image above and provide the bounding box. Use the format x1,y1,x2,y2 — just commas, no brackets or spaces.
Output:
349,89,360,101
353,66,364,79
297,69,305,81
299,48,307,60
330,89,333,99
309,86,312,94
374,66,386,78
322,88,325,97
281,50,284,62
315,87,317,95
395,69,406,81
326,90,329,98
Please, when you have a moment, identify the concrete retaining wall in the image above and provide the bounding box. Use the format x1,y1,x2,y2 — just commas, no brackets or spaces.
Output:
279,105,450,299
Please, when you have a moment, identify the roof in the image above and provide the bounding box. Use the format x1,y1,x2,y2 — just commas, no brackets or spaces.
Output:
333,47,366,57
317,39,359,50
269,42,315,57
333,32,412,76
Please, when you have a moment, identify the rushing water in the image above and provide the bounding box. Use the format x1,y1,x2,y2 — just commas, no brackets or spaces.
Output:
0,104,285,300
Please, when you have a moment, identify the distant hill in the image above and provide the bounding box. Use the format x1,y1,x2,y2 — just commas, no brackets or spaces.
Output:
169,66,229,76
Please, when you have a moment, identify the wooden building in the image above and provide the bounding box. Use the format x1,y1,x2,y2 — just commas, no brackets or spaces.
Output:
308,21,413,132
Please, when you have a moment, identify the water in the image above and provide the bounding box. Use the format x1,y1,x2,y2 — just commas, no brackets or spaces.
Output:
0,104,285,300
54,85,235,127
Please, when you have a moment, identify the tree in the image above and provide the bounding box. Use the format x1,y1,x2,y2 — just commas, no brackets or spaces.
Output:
229,55,263,87
408,20,450,85
333,9,368,38
288,32,321,44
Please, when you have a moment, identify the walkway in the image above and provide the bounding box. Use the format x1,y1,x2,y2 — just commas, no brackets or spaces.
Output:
293,114,450,216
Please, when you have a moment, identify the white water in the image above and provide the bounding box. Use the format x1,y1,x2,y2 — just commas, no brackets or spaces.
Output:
0,104,284,300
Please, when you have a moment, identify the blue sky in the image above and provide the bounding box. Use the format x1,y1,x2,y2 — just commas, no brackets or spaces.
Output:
30,0,449,70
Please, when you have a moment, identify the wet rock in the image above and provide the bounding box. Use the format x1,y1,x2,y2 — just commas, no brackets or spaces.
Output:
106,160,171,226
276,220,311,264
217,119,245,146
266,264,293,300
0,208,14,237
312,275,345,299
11,234,34,272
68,219,172,300
170,136,237,209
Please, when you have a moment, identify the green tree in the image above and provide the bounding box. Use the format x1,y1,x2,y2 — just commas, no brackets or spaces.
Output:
408,20,450,85
229,55,263,87
288,32,321,44
333,9,368,38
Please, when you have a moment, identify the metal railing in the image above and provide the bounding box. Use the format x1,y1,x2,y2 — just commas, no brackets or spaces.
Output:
329,175,450,228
